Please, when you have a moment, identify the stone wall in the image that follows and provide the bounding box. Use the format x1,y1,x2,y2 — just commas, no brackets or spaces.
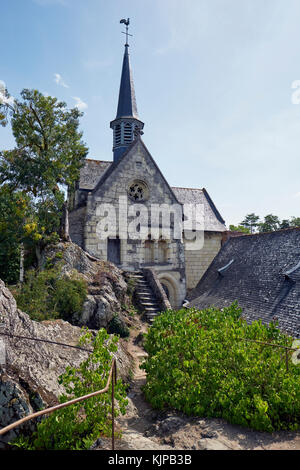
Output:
69,205,86,249
184,231,223,290
142,268,172,311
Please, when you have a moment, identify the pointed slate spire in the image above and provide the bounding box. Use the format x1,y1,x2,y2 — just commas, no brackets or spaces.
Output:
116,44,139,119
110,41,144,162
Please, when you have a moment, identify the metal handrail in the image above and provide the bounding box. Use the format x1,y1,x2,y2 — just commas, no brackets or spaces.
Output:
0,358,117,450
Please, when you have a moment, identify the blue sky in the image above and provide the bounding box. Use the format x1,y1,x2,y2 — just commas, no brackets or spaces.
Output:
1,0,300,226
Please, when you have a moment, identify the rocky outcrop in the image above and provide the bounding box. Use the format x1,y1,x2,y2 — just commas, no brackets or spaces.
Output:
41,242,130,332
0,279,133,448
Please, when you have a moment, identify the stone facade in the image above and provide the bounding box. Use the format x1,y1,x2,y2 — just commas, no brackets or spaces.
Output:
68,140,227,308
68,43,227,309
69,139,190,309
184,231,223,290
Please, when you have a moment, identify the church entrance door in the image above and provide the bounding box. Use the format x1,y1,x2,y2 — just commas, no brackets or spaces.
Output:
107,238,121,265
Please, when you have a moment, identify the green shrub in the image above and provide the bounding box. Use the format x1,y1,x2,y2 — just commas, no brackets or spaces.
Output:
126,277,137,296
13,329,128,450
108,315,130,338
141,303,300,432
15,266,87,322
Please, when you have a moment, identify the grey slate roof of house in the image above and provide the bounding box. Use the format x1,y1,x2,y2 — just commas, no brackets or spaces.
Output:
79,159,112,190
171,187,226,232
188,228,300,338
78,158,227,232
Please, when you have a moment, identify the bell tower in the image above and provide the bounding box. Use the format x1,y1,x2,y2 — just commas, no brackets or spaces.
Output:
110,19,144,162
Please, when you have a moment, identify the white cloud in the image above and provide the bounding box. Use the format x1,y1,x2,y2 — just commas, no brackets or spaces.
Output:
72,96,88,111
54,73,69,88
0,80,15,106
294,192,300,198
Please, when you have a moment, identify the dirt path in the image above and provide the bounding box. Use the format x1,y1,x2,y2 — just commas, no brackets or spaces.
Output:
96,317,300,451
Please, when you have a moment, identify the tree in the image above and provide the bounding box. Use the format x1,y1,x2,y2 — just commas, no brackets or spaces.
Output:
229,224,250,234
240,213,260,233
279,219,290,229
258,214,280,233
0,81,14,127
0,186,40,283
0,88,88,281
290,217,300,228
0,89,88,197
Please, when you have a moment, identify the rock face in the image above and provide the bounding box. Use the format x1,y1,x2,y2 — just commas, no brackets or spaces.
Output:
41,242,130,331
0,279,133,448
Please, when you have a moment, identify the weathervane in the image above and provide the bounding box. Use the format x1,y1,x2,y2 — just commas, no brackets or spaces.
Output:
120,18,132,46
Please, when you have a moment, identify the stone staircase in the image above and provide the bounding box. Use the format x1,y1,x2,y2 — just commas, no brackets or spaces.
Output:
126,271,161,323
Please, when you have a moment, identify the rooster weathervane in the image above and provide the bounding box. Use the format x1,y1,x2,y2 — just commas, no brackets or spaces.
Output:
120,18,132,46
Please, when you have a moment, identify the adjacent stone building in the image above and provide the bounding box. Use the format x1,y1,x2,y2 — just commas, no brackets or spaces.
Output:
69,40,226,308
188,228,300,338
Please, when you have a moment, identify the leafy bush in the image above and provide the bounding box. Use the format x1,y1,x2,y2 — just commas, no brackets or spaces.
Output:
13,329,128,450
108,315,130,338
141,303,300,432
15,266,87,322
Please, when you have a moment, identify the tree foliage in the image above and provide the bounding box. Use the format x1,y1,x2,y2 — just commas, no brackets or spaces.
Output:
258,214,281,233
233,213,300,234
0,186,40,283
0,88,88,282
229,224,250,234
1,89,88,196
142,304,300,432
240,213,260,233
15,263,88,322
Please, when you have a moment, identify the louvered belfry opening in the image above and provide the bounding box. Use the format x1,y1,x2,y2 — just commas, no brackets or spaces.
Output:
114,124,121,147
124,122,133,144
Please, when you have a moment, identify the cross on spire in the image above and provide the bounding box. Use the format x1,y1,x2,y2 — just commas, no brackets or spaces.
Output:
120,18,132,46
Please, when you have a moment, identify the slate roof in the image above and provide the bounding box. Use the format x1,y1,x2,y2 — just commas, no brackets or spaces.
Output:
172,187,227,232
79,159,112,190
188,228,300,338
115,45,139,120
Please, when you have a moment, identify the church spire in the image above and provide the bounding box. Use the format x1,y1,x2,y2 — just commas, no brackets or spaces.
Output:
110,19,144,162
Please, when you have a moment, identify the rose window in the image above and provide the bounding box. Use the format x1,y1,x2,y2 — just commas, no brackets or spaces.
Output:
128,181,148,201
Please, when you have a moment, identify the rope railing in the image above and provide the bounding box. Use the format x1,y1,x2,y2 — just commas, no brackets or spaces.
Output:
0,329,118,450
0,358,117,450
0,331,93,353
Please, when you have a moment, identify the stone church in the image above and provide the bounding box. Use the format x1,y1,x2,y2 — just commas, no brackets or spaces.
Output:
68,40,227,309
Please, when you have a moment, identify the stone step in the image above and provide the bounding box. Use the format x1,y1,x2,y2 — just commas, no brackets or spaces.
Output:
136,352,148,359
138,297,157,302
